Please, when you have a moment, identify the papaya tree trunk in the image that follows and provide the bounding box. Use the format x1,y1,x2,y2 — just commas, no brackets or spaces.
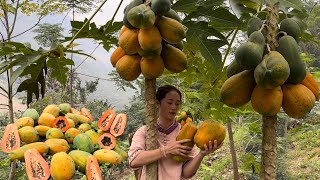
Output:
261,115,277,179
144,78,158,180
227,122,239,180
260,3,279,180
7,69,16,180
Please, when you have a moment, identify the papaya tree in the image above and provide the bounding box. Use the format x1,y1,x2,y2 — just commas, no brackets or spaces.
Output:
220,0,313,179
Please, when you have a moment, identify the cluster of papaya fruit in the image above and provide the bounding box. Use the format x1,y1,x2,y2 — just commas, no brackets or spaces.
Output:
1,104,128,180
221,16,319,119
172,120,226,162
175,111,193,126
110,0,187,81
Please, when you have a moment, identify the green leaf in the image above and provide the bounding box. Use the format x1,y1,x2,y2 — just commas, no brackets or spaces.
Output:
185,7,243,30
198,39,223,68
172,0,198,13
67,19,122,52
46,57,73,85
278,0,303,12
229,0,259,18
185,21,227,44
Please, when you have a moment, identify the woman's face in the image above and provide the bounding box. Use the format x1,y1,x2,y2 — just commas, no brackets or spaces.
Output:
158,90,181,121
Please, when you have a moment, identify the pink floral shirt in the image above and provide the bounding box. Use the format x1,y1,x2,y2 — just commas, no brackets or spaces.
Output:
128,124,199,180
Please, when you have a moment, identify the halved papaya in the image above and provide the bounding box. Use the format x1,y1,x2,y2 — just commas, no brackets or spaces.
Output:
81,107,93,122
51,116,69,132
98,109,116,131
110,113,127,137
1,124,20,153
86,156,102,180
24,148,50,180
97,133,116,150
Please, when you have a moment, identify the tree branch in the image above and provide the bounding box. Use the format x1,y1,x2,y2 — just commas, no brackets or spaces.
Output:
0,85,8,94
8,0,20,38
0,103,9,107
0,92,8,98
5,15,44,41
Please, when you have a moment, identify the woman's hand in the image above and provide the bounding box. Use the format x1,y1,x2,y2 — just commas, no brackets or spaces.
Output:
199,140,223,157
165,139,193,157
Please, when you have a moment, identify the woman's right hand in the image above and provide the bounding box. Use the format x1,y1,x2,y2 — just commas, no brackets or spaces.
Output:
165,139,193,157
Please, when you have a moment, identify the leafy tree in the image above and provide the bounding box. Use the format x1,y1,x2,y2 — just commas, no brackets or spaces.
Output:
33,23,64,47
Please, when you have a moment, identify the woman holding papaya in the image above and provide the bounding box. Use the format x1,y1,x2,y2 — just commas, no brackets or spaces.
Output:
128,85,223,179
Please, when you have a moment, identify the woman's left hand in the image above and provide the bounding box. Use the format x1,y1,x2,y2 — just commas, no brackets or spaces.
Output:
200,140,223,156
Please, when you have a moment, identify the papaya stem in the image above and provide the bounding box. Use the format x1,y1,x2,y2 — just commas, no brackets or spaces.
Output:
266,44,271,53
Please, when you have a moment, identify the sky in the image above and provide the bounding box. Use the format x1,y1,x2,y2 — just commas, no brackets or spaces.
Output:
0,0,136,110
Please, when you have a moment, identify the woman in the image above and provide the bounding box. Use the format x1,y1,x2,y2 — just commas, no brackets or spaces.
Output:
128,85,223,180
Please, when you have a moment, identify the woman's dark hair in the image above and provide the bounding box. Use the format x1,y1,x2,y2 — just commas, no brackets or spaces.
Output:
156,85,181,103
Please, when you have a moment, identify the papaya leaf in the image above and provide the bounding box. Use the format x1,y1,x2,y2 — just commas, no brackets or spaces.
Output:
278,0,303,12
46,57,74,85
184,7,243,31
198,39,223,69
67,19,122,51
185,21,227,43
172,0,198,13
229,0,258,18
17,68,45,105
0,41,31,56
0,53,42,75
9,54,42,85
64,49,96,60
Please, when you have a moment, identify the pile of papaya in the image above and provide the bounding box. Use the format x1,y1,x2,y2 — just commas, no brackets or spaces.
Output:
110,0,187,81
1,103,128,180
221,16,319,119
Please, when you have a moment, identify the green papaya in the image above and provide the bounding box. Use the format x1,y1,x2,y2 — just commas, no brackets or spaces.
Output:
254,51,290,89
123,0,144,29
247,17,263,37
151,0,171,16
235,31,265,70
279,18,301,40
164,9,181,22
276,35,306,84
226,60,244,78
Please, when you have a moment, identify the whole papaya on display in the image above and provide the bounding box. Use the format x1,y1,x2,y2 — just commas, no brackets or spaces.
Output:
22,109,39,125
194,120,226,150
50,152,75,180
